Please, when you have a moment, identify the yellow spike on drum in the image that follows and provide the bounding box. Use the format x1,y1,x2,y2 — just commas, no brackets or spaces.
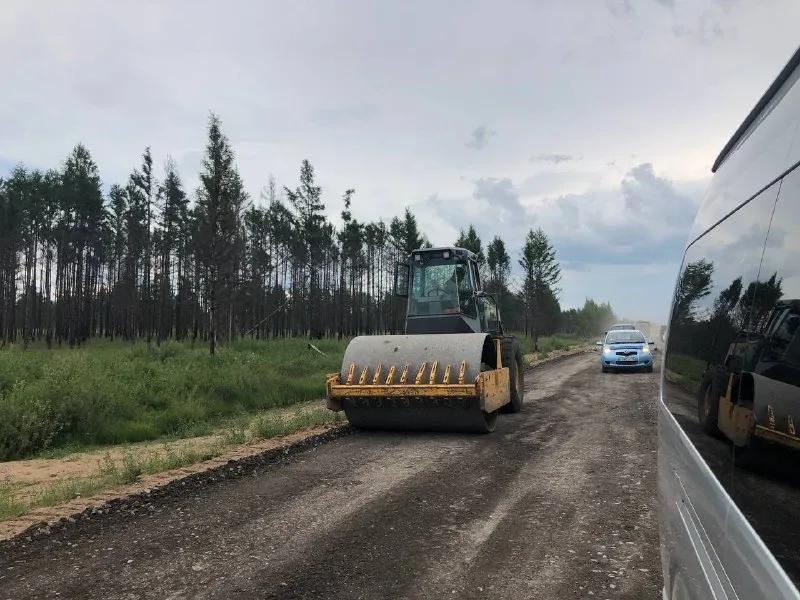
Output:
458,360,466,384
372,364,382,385
442,364,451,384
414,362,427,385
429,360,438,384
385,365,396,385
400,364,410,384
346,363,355,385
358,367,368,385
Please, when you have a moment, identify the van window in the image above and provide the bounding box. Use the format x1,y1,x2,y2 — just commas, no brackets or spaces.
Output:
664,183,779,413
662,181,779,460
720,164,800,588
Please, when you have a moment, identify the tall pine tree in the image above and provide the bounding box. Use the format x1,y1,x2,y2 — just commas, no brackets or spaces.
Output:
519,227,561,344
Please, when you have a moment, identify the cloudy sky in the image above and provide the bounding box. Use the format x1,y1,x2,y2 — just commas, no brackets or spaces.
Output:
2,0,799,324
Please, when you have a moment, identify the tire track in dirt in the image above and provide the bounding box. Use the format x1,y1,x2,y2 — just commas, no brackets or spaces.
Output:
542,361,662,600
1,436,478,599
196,405,567,598
432,357,661,599
234,354,662,599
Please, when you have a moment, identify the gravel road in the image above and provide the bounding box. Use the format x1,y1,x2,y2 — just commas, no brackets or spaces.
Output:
0,351,663,599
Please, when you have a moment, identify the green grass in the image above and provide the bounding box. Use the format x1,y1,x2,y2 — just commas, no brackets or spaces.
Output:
0,337,348,461
95,446,222,483
33,478,111,509
0,483,27,521
0,403,352,523
0,332,595,463
514,333,594,357
664,353,707,396
251,408,347,439
0,447,216,520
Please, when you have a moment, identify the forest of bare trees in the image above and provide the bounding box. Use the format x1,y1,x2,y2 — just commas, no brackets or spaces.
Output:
0,112,617,353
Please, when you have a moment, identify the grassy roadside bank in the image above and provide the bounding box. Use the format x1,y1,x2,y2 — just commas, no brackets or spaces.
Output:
516,334,594,360
1,333,592,463
0,332,594,526
0,400,346,524
0,337,347,462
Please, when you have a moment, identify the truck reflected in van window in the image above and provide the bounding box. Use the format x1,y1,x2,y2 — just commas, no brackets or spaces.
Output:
659,44,800,600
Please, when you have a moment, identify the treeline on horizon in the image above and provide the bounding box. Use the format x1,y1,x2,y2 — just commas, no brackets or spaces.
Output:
0,112,622,353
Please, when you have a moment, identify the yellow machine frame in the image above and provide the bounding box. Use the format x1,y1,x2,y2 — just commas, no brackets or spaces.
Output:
325,338,511,415
717,372,800,450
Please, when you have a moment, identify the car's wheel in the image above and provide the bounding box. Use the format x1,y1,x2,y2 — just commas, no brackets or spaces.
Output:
646,364,654,373
602,366,608,373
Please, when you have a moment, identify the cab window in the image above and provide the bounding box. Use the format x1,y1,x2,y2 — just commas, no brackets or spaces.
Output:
408,259,465,316
483,295,500,331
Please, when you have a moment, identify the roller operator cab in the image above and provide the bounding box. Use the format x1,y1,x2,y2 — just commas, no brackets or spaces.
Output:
394,247,503,336
325,246,525,434
659,44,800,600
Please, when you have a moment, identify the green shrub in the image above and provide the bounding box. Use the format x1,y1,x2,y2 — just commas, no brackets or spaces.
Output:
512,333,592,356
0,337,349,460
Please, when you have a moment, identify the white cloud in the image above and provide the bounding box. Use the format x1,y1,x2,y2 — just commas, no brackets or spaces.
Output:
1,0,798,323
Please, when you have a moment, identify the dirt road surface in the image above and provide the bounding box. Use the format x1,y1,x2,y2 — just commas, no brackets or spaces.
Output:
0,352,663,599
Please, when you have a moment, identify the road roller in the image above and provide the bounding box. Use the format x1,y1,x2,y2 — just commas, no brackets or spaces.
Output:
325,246,524,433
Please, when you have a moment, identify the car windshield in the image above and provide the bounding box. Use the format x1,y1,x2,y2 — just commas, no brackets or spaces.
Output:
606,331,645,344
609,324,634,330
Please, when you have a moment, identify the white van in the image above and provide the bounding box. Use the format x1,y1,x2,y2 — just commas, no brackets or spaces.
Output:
659,45,800,599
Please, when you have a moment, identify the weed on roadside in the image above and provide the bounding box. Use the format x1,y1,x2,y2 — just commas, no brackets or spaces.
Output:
0,482,26,520
35,478,108,508
251,409,346,440
222,426,248,446
515,334,592,356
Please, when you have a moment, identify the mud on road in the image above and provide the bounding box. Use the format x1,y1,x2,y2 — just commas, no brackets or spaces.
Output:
0,352,663,599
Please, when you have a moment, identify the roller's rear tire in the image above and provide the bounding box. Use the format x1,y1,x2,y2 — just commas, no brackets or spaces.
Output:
500,336,524,413
480,410,499,433
697,367,727,436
